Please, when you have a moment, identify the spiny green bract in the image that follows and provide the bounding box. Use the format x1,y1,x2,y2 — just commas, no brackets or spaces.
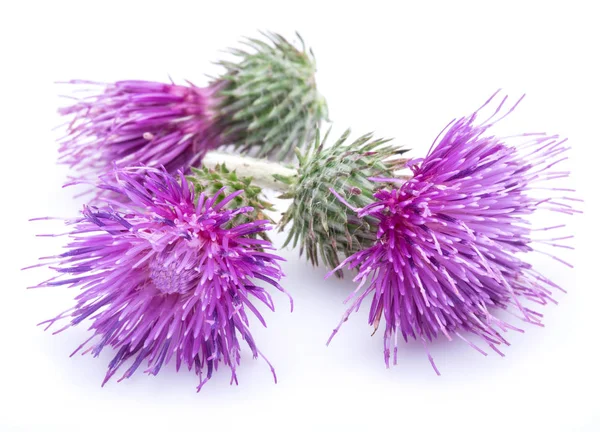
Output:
279,130,408,276
214,32,327,161
187,164,273,240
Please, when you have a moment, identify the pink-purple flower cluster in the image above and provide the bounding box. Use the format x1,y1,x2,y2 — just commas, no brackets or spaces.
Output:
328,93,577,372
31,167,290,390
59,80,221,175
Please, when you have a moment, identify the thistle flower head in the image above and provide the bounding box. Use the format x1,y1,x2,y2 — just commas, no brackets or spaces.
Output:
59,80,220,174
58,33,327,176
30,167,290,390
213,32,328,160
280,129,407,275
328,93,577,372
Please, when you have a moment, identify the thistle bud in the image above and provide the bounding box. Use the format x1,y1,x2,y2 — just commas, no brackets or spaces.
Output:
279,130,407,275
214,32,328,160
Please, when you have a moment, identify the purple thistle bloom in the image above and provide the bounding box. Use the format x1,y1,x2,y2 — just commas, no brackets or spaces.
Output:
57,33,327,175
59,80,221,174
29,167,291,390
327,92,578,373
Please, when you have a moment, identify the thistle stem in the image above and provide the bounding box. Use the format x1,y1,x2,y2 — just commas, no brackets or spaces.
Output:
203,151,296,193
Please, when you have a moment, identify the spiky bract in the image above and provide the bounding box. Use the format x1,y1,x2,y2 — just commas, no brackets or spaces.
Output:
213,32,328,160
280,129,407,275
188,163,273,240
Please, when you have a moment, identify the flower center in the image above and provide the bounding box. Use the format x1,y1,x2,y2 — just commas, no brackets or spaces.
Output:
149,254,199,295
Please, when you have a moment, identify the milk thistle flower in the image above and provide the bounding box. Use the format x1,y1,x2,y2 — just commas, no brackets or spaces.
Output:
58,32,327,176
29,167,291,390
327,92,577,372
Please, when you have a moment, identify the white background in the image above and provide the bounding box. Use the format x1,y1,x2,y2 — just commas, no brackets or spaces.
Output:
1,1,598,431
